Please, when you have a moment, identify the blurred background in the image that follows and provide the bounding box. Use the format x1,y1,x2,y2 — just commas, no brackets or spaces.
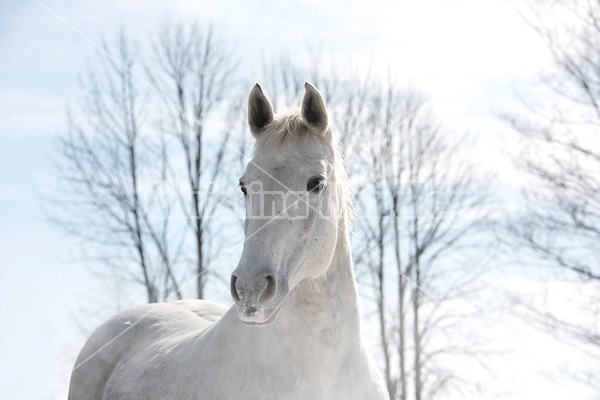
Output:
1,0,599,399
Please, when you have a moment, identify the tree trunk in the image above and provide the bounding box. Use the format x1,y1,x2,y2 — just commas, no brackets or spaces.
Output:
394,195,407,400
413,257,422,400
377,214,393,397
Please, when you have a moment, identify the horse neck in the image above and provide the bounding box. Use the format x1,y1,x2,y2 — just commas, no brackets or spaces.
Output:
274,215,363,371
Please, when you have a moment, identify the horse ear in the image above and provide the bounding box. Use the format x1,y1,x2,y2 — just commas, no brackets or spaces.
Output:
248,83,274,138
301,82,328,136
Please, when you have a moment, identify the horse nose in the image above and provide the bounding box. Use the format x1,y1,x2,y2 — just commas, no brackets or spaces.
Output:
261,274,276,304
230,274,240,302
230,272,277,312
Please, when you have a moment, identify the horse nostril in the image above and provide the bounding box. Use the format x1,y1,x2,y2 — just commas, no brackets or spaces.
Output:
260,274,277,304
230,274,240,302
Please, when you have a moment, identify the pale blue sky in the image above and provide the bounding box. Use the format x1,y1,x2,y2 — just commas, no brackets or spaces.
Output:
0,0,595,399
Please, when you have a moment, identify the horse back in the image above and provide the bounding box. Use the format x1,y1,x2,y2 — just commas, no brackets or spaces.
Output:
67,300,227,400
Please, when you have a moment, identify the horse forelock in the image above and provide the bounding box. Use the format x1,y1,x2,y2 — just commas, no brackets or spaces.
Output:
254,109,314,152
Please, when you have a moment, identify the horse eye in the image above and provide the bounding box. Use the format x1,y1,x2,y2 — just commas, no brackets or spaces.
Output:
307,177,325,193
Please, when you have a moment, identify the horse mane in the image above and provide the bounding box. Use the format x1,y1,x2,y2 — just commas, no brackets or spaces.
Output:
254,108,355,221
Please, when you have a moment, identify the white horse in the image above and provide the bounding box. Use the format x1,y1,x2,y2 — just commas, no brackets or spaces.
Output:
68,83,389,400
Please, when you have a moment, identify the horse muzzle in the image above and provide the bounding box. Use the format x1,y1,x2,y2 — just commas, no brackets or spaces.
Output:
230,269,282,325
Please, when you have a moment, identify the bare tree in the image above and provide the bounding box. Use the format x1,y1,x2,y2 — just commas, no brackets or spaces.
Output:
148,23,237,299
506,0,600,283
354,81,491,400
50,31,184,303
51,24,239,305
503,0,600,387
